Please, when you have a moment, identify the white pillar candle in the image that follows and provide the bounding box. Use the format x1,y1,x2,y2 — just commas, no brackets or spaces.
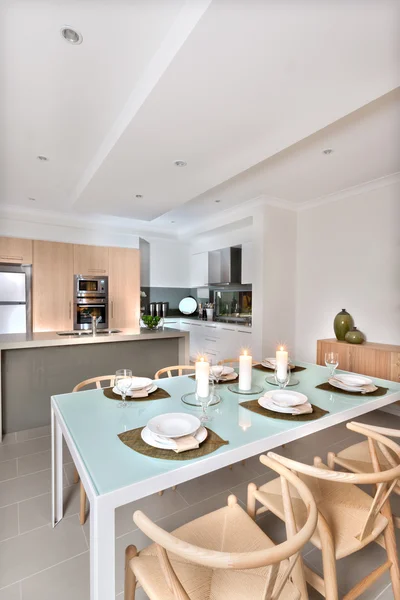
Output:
239,350,252,391
276,346,288,380
195,357,210,398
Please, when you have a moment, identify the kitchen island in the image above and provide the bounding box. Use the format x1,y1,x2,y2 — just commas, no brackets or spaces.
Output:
0,328,189,438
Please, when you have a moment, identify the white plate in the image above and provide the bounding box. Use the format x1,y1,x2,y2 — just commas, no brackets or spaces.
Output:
258,397,301,414
211,365,234,376
141,426,207,449
329,380,366,393
178,297,198,315
147,413,201,439
112,384,157,397
333,374,372,387
130,377,153,391
264,390,308,407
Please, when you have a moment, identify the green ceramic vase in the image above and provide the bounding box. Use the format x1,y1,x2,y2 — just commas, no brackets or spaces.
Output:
345,327,365,344
333,308,354,341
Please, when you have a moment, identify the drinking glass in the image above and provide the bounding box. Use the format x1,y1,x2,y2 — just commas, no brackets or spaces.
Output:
274,365,291,389
210,363,224,383
115,369,132,408
325,352,339,378
196,381,214,423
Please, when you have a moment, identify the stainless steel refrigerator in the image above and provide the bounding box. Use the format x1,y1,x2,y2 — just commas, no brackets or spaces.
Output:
0,265,32,334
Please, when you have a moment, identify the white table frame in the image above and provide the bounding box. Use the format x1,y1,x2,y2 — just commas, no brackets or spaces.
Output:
51,385,400,600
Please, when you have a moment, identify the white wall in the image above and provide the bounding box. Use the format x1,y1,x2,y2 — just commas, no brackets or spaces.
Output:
295,180,400,362
148,238,191,287
0,216,140,248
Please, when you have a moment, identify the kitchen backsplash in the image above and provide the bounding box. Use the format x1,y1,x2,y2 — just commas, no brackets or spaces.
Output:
144,287,211,313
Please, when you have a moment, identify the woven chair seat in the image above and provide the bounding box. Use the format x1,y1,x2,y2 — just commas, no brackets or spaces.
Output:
335,440,400,493
255,465,388,560
130,503,300,600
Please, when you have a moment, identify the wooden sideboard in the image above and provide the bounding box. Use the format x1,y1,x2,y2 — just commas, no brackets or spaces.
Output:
317,339,400,383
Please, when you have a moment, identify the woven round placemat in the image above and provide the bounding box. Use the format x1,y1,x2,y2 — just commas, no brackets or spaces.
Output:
118,427,229,460
103,387,170,402
239,399,328,421
253,364,306,374
316,382,388,397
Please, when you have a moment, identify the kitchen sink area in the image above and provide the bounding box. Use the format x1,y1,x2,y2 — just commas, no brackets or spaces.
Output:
57,329,122,336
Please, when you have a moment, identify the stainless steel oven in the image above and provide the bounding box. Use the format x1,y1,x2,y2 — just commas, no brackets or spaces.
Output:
74,297,108,330
74,275,108,298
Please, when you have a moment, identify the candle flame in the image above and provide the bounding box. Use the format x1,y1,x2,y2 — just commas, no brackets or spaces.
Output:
200,356,204,362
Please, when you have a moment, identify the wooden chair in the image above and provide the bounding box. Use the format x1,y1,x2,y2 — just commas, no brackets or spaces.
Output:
124,455,318,600
154,365,194,379
247,422,400,600
327,423,400,528
72,375,115,525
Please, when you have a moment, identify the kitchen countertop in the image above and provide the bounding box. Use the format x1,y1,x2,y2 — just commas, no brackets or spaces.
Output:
0,327,188,351
164,316,252,329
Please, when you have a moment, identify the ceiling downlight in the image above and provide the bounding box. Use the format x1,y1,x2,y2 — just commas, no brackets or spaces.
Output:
322,148,334,155
61,26,83,45
37,155,49,161
173,160,187,167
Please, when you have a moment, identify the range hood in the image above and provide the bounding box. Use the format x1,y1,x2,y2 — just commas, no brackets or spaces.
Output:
208,246,242,286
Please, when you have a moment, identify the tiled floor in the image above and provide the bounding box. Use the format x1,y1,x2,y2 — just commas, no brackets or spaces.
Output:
0,409,399,599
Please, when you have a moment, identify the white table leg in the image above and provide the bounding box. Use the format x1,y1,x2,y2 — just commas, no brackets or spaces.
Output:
90,497,115,600
51,405,63,527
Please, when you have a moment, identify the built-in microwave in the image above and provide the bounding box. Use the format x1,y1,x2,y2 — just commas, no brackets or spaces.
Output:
74,275,108,298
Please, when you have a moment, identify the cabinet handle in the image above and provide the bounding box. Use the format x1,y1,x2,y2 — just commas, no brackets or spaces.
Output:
111,301,114,319
0,255,23,261
205,338,217,342
68,301,72,319
87,269,106,273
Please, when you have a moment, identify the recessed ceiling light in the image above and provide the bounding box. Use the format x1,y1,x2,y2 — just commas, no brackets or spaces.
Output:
170,220,175,223
28,197,36,202
215,199,221,203
322,148,334,155
135,194,143,199
37,155,49,161
61,26,83,45
173,160,187,167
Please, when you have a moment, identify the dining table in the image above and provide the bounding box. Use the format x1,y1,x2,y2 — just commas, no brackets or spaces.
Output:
51,362,400,600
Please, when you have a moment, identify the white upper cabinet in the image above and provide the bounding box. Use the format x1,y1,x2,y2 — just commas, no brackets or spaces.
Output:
241,242,253,284
190,252,209,287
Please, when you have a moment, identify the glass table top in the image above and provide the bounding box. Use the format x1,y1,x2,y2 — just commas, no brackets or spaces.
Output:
52,363,400,496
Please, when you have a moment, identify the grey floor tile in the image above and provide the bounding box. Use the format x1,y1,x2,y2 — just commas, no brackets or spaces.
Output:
18,484,81,534
228,469,277,505
63,462,76,486
0,433,17,446
0,437,51,463
0,459,17,482
115,487,188,538
0,514,87,588
0,469,52,508
16,425,51,443
62,440,73,464
176,462,258,505
376,583,396,599
18,451,51,477
305,542,392,599
0,504,18,542
21,552,89,600
0,582,20,599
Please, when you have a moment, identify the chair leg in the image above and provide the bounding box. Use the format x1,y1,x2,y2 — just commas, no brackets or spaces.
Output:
381,502,400,599
73,466,80,484
247,482,258,520
172,486,177,491
318,516,339,600
79,482,87,525
125,545,137,600
327,452,336,470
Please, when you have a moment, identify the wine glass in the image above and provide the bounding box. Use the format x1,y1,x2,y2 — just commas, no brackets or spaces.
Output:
115,369,132,408
196,381,214,423
325,352,339,378
274,365,291,389
210,363,224,383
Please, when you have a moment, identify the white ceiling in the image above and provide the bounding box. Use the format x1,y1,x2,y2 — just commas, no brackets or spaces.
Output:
1,0,400,234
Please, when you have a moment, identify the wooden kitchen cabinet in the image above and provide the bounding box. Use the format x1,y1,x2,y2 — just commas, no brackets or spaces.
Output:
73,244,109,275
317,339,400,382
0,236,32,264
33,241,74,331
109,247,140,328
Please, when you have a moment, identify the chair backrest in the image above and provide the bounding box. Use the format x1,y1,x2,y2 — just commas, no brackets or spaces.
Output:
154,365,194,380
267,421,400,543
72,375,115,392
133,456,317,599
